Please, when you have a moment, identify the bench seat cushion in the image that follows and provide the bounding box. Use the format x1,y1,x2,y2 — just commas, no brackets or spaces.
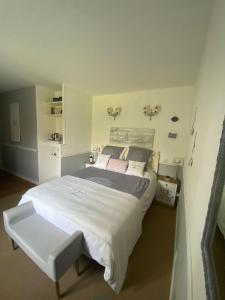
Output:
3,202,83,281
11,214,70,263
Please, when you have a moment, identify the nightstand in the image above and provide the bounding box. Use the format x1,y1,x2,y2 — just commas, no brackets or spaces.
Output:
85,162,95,168
156,175,178,207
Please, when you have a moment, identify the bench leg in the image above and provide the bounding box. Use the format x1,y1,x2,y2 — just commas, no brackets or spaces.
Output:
11,239,19,251
54,281,61,300
74,259,80,277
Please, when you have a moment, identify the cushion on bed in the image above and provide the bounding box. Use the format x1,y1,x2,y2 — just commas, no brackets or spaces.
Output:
126,146,153,168
126,160,146,177
106,158,128,174
102,145,124,159
95,153,111,169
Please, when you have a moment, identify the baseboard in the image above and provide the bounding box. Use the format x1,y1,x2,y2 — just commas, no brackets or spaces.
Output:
1,167,39,185
185,211,193,300
169,250,178,300
169,203,179,300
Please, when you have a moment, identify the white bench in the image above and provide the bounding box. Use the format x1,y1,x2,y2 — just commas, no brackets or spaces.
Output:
3,202,83,299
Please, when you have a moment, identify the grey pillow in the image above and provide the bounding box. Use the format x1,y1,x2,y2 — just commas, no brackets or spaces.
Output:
126,146,153,166
102,145,124,159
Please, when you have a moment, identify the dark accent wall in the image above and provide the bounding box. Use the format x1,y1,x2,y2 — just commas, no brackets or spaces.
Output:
1,145,38,181
0,86,38,182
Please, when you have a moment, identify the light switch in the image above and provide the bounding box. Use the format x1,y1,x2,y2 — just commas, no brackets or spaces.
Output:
168,132,177,139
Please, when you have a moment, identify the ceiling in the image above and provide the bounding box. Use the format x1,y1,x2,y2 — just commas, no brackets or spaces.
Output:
0,0,212,95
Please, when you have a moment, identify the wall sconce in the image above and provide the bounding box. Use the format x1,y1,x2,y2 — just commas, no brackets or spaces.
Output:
171,115,179,122
143,105,161,120
107,107,122,120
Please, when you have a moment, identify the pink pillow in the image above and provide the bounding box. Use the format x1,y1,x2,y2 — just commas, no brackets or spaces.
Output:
106,158,128,174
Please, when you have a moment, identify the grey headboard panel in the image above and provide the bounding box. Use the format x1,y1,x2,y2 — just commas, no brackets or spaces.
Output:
109,127,155,148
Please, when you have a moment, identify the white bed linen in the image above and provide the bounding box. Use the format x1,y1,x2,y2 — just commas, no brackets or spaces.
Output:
19,172,156,292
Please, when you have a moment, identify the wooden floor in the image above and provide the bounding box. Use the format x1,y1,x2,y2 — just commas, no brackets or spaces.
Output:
0,171,176,300
0,170,35,199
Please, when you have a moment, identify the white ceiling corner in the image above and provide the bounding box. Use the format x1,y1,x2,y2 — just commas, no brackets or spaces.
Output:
0,0,212,95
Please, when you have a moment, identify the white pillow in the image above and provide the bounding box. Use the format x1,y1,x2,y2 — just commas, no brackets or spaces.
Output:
126,160,146,177
95,153,111,169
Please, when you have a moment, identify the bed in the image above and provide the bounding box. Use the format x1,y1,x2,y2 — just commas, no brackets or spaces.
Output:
19,141,158,292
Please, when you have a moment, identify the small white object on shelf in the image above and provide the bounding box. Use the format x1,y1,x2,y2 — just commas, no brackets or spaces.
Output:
85,162,95,168
47,140,62,145
10,103,20,142
48,98,63,116
156,175,178,207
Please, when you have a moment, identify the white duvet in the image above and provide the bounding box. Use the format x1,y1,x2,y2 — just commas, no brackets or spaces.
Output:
19,174,156,292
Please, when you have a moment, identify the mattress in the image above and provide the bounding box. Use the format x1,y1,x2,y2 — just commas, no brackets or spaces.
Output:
19,168,157,292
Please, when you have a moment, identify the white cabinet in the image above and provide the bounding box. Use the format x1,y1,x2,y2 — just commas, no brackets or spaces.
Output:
156,175,178,207
38,143,61,183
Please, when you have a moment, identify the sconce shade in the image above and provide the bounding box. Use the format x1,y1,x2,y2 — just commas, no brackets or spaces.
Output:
107,107,113,113
143,105,160,120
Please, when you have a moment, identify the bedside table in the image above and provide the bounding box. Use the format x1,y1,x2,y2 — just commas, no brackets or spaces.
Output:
85,162,95,168
156,175,178,207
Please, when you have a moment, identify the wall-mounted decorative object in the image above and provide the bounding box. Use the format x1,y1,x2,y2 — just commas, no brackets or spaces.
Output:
171,115,179,122
109,127,155,148
107,107,122,120
143,105,161,120
190,106,197,135
9,102,20,142
188,132,197,166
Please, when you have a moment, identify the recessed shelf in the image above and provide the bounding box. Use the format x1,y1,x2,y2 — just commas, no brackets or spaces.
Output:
49,114,62,117
49,101,63,105
47,140,63,145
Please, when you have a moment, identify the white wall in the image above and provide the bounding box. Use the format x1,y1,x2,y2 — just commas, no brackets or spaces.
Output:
36,85,61,182
182,1,225,299
61,84,92,157
92,86,195,163
36,85,55,143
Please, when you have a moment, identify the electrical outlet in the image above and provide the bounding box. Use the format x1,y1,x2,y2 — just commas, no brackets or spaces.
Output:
168,132,177,139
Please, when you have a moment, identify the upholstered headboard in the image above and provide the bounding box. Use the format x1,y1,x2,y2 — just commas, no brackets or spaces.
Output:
109,127,159,173
109,127,155,148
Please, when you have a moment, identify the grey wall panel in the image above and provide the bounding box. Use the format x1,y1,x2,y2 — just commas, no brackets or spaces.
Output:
0,86,37,148
61,153,90,176
0,86,38,181
1,145,38,182
172,173,188,300
0,145,2,168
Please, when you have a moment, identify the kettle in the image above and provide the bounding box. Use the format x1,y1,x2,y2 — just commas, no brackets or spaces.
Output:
51,133,60,141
